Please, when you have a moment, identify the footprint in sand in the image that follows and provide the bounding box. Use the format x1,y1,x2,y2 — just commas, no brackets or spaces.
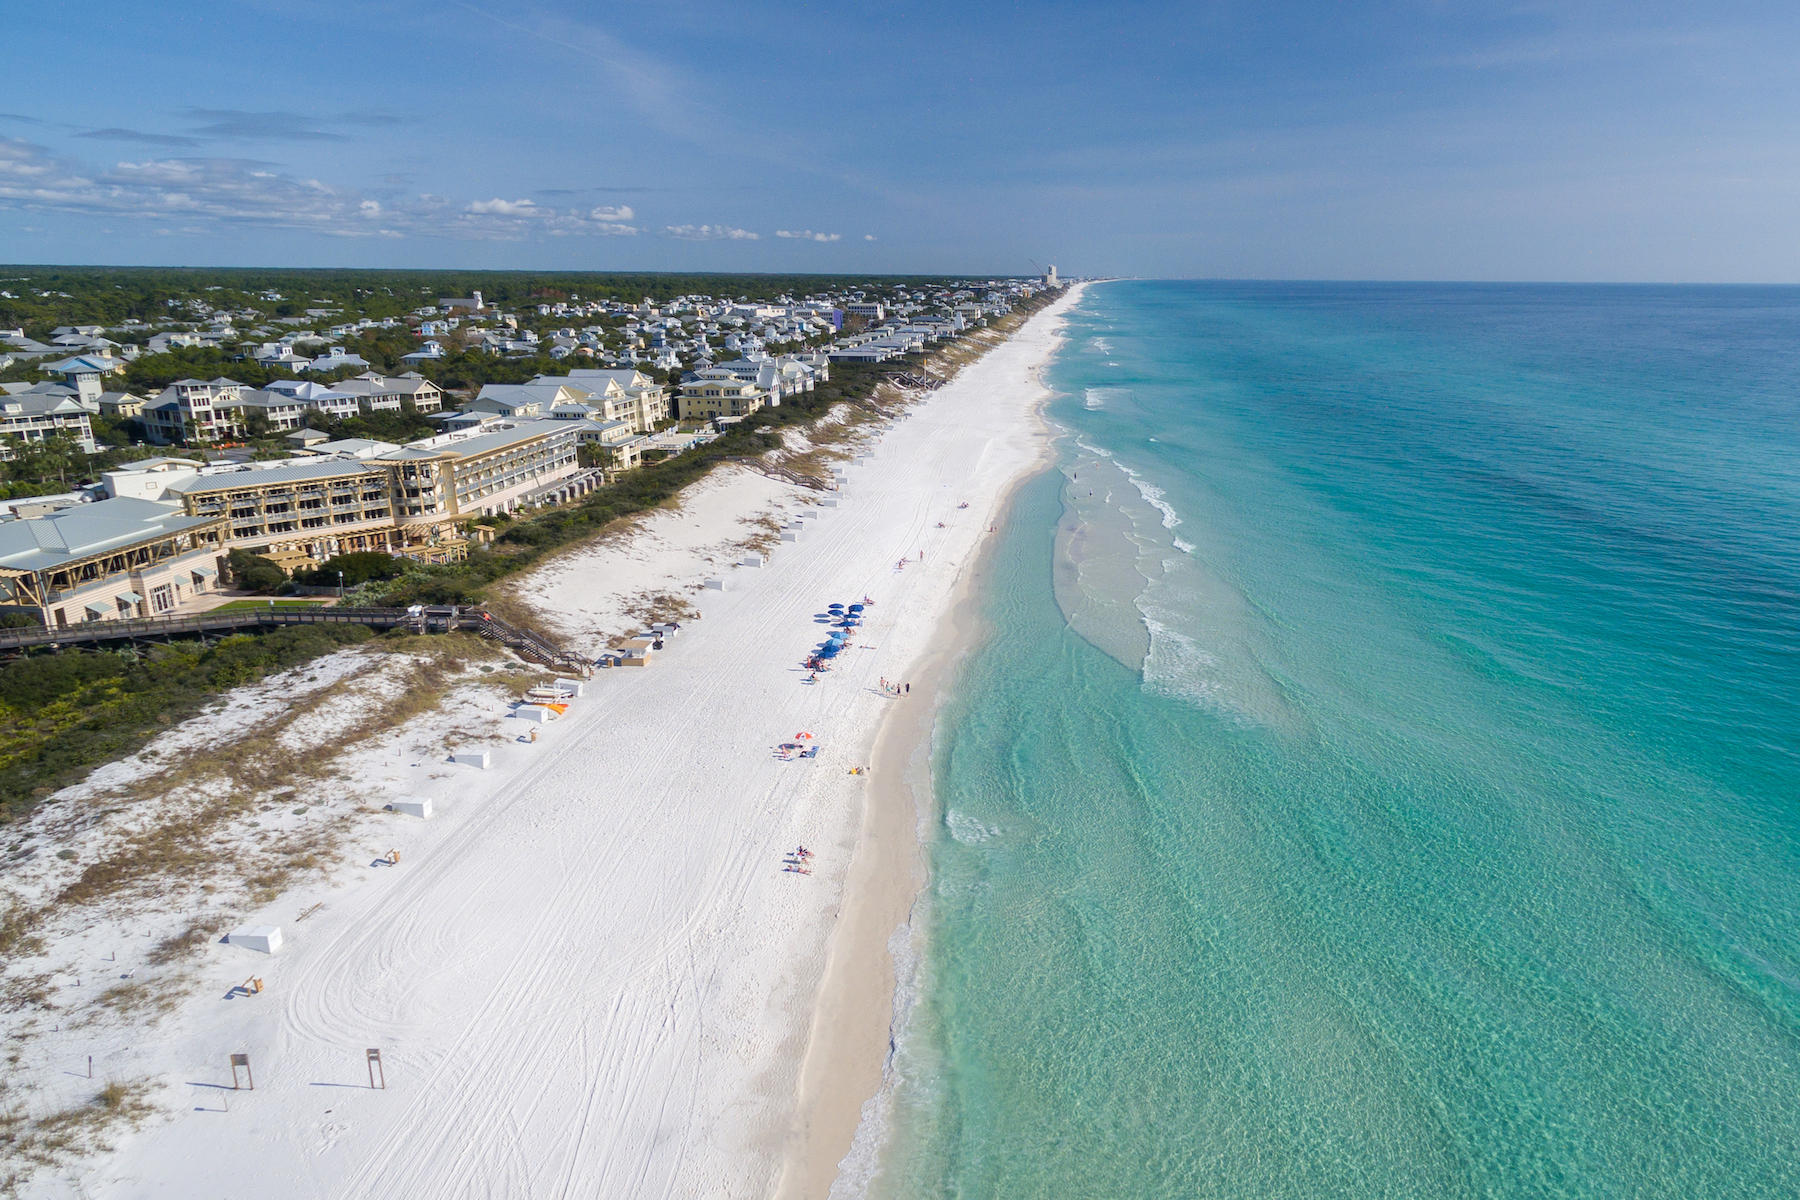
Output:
318,1120,350,1152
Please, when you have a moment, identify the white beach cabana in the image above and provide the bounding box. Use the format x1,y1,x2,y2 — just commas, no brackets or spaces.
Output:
229,925,283,954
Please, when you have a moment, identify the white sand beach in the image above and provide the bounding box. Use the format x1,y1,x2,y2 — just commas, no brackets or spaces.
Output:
21,284,1082,1199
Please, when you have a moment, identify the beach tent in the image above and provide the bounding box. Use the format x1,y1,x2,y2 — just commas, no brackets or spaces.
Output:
392,798,433,819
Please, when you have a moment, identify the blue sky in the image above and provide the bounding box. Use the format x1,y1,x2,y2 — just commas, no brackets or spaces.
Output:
3,1,1798,280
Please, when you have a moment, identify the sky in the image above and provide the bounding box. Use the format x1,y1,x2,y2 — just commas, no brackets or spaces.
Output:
3,0,1799,281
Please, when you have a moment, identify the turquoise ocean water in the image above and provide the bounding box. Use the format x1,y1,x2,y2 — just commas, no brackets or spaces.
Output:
861,282,1800,1198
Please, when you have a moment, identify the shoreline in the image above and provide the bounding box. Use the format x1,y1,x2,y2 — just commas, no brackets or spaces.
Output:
14,286,1086,1200
774,306,1079,1197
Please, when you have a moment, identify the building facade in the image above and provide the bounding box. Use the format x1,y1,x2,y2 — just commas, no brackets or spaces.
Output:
0,498,228,627
677,378,767,422
142,378,248,444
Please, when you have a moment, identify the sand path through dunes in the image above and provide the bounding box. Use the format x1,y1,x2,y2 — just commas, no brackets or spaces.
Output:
70,287,1083,1200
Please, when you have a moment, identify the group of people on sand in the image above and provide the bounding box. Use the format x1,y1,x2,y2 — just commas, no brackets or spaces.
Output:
783,845,814,875
879,677,911,697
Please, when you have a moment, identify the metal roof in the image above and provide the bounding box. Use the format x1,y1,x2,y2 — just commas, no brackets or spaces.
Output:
168,458,384,494
0,498,220,574
378,419,575,463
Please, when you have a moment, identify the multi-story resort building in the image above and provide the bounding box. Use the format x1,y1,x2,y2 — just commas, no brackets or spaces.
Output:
556,369,670,430
167,458,426,570
383,419,584,523
146,417,585,571
0,414,599,624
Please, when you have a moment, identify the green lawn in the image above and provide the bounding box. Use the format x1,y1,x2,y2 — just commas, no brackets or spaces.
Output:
207,598,335,613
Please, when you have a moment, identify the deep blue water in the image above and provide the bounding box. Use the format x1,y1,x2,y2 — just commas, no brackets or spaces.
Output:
865,282,1800,1198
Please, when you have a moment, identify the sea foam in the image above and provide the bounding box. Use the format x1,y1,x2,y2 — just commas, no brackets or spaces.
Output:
944,809,1003,844
828,920,931,1199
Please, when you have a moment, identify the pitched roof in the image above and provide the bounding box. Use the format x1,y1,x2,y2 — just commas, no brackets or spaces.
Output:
0,498,218,574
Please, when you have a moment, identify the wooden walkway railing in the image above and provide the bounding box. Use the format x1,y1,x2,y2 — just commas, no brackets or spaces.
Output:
0,604,591,674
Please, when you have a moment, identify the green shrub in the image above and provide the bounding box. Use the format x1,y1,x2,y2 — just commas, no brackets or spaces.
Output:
291,551,404,588
0,623,375,821
226,549,287,594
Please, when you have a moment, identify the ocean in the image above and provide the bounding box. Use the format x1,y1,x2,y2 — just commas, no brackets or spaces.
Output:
859,282,1800,1197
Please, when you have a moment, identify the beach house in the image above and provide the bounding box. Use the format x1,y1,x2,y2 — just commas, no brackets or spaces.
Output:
331,372,445,414
677,377,767,422
142,378,249,444
554,368,671,431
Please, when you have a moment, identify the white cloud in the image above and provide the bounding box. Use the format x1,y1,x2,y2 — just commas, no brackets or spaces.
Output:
662,223,759,241
0,137,642,241
864,233,878,241
467,197,537,216
775,229,841,242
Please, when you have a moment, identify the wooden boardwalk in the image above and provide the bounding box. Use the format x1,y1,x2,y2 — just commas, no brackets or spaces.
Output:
0,604,591,674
